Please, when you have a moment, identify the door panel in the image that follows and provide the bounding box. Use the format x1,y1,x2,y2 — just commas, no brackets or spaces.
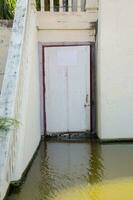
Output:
45,48,67,133
68,47,89,131
45,46,90,134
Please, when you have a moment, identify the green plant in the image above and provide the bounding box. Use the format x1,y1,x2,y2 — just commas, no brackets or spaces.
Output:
36,0,41,11
0,0,16,19
0,117,19,131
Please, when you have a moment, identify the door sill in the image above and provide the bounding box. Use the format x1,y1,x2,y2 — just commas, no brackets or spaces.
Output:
45,131,93,140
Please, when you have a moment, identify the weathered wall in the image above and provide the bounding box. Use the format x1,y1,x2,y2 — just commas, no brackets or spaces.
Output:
0,0,41,199
38,29,95,43
0,21,12,92
97,0,133,140
13,4,41,181
37,12,97,43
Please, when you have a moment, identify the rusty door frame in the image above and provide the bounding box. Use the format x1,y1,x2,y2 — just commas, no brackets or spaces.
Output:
38,42,96,136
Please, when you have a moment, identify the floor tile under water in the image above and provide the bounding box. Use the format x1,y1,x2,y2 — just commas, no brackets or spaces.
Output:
7,140,133,200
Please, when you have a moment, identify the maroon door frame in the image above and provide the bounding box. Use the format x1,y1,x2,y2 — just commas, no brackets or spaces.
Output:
39,42,96,136
90,44,96,135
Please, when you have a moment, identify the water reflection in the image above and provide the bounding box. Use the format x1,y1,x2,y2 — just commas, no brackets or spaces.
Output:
7,140,133,200
38,141,53,200
52,179,133,200
89,140,104,184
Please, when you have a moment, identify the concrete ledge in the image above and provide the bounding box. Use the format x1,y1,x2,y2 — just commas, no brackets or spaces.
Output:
37,11,98,30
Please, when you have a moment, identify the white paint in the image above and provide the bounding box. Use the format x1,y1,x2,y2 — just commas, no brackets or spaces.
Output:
37,11,97,43
50,0,54,12
57,49,77,65
68,0,72,12
37,11,97,29
38,29,95,43
0,0,41,199
97,0,133,140
72,0,86,11
41,0,44,11
45,46,90,134
12,1,41,181
59,0,63,12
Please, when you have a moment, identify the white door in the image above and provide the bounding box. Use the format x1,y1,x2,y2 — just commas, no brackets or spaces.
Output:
45,46,90,134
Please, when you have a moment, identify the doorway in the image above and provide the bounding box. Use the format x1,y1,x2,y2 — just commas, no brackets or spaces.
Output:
41,43,96,135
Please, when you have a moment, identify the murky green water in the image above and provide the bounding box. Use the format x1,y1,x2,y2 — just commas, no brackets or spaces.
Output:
7,140,133,200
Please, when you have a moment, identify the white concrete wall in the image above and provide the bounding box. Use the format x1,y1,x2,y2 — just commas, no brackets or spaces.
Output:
0,21,12,91
0,0,41,198
97,0,133,140
13,4,41,180
38,29,95,43
37,12,97,43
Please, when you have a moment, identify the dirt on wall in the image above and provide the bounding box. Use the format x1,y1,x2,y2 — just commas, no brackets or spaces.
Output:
0,20,13,91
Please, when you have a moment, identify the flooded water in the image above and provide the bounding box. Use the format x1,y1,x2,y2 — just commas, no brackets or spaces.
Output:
7,140,133,200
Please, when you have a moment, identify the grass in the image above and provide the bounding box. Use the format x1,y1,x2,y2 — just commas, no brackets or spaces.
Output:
0,117,19,131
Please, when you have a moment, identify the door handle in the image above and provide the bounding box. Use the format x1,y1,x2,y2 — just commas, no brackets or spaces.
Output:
84,94,90,107
86,94,88,103
84,104,90,107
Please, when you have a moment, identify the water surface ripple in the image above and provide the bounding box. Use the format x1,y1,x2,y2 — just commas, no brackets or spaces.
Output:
7,140,133,200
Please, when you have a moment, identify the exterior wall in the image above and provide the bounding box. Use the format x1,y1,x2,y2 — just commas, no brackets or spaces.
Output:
37,12,97,43
0,0,41,199
97,0,133,140
13,4,41,180
0,21,12,92
38,29,95,43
